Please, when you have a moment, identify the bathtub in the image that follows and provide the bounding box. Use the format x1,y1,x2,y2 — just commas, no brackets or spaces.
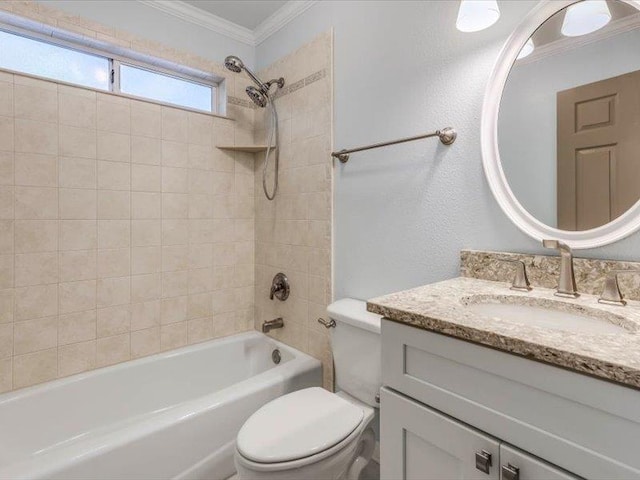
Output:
0,331,322,480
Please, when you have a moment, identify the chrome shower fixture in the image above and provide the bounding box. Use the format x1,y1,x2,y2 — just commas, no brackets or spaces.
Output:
223,55,285,200
223,55,284,108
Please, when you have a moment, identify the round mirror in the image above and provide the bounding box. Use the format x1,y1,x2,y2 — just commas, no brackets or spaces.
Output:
482,0,640,248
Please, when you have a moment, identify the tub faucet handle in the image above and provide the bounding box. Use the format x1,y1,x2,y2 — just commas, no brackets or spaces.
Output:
270,273,290,301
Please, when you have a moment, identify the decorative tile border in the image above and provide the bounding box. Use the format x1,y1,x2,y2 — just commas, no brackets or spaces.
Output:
231,68,328,109
461,249,640,301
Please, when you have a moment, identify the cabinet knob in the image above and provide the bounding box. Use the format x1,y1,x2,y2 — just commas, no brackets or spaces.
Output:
475,450,492,474
501,463,520,480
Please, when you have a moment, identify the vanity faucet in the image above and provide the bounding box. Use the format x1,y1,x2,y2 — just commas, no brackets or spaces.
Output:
598,270,640,306
542,239,579,298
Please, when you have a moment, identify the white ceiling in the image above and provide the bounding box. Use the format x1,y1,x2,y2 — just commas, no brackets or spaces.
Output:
182,1,288,30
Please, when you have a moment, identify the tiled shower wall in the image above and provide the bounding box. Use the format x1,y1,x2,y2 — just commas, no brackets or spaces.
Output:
0,71,256,393
254,32,333,388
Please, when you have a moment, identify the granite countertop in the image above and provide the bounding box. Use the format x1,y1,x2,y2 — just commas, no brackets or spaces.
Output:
367,277,640,389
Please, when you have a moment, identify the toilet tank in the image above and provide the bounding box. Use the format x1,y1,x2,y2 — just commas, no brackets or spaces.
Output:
327,298,382,407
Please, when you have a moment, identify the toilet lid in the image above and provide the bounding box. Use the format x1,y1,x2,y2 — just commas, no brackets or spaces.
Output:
236,387,364,463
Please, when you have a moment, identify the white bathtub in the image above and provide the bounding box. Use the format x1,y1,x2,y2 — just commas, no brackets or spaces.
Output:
0,331,322,480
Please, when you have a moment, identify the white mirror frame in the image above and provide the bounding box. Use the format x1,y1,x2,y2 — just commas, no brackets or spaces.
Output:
481,0,640,249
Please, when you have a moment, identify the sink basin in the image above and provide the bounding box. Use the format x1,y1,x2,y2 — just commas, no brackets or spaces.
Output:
462,295,635,334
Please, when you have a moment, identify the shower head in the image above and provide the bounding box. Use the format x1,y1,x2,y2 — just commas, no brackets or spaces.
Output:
224,55,243,73
246,86,268,108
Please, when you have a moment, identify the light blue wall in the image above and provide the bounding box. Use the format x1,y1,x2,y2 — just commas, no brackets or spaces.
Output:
257,1,640,301
500,29,640,228
36,0,255,68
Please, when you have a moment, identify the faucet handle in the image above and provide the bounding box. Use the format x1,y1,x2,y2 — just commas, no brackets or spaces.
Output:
499,259,532,292
598,270,640,306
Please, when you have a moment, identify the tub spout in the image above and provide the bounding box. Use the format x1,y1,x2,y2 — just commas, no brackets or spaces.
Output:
262,317,284,333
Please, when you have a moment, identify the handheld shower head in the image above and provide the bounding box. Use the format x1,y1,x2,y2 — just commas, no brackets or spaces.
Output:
246,86,268,108
224,55,243,73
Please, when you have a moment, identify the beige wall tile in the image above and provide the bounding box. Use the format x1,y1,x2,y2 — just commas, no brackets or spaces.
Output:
131,136,161,165
97,305,131,338
15,284,58,320
97,191,130,219
131,300,160,331
0,254,12,289
97,99,130,134
0,323,12,359
15,252,58,287
131,327,160,358
59,157,96,189
59,250,96,282
59,125,96,159
131,273,160,303
59,310,96,345
14,316,57,355
188,113,212,146
131,101,161,138
161,141,188,168
132,192,161,219
162,219,188,245
58,340,96,377
97,276,130,308
0,116,14,152
0,357,11,393
162,107,188,143
59,92,97,129
131,246,161,275
0,186,13,219
97,248,130,278
16,220,58,253
0,220,13,254
97,132,130,163
132,164,161,192
13,348,57,389
98,161,130,190
14,153,57,187
15,186,58,219
0,151,14,186
161,166,188,193
187,317,213,344
97,220,130,249
96,333,130,367
161,295,187,325
14,83,57,123
59,280,96,314
132,220,161,247
59,188,97,219
160,322,186,351
0,82,13,118
59,220,97,251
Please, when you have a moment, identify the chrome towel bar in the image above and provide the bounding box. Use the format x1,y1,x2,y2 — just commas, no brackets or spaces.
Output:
331,127,457,163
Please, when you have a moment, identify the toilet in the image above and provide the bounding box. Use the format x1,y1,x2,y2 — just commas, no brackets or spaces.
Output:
234,298,382,480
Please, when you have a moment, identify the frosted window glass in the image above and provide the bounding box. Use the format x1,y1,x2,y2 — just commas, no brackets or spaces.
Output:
0,30,110,90
120,64,213,112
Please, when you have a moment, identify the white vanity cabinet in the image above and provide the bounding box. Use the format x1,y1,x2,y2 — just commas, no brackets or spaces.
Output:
380,319,640,480
381,388,579,480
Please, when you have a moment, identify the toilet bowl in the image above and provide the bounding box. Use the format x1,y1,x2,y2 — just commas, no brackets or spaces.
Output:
234,299,382,480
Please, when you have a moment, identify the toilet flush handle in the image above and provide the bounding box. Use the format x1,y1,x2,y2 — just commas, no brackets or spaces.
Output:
317,317,336,328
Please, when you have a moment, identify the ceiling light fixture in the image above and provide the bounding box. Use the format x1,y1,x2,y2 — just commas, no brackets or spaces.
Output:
561,0,611,37
456,0,501,32
516,38,535,60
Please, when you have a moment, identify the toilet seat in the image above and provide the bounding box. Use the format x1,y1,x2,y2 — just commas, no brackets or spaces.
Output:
236,387,365,464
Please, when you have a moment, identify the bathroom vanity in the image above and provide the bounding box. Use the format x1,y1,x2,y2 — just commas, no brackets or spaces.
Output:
369,250,640,480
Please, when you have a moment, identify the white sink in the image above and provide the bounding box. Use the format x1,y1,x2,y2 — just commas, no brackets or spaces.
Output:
463,298,631,334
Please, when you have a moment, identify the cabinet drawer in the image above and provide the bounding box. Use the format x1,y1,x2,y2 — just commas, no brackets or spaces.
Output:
500,444,580,480
382,319,640,479
381,387,500,480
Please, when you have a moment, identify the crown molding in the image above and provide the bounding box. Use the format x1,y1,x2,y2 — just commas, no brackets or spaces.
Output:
254,1,318,45
516,12,640,66
138,0,255,45
138,0,318,47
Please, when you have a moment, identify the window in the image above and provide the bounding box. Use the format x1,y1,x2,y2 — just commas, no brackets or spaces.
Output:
0,30,110,90
120,64,213,112
0,29,217,113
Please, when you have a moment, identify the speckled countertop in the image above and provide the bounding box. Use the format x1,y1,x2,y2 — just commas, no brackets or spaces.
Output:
367,277,640,389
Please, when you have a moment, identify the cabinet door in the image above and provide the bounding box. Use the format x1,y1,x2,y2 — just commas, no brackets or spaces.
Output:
381,387,500,480
500,444,582,480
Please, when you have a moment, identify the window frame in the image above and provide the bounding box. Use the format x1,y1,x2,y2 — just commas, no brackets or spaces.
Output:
0,24,219,114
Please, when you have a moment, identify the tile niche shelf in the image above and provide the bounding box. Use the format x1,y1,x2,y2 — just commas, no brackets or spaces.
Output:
215,145,276,153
